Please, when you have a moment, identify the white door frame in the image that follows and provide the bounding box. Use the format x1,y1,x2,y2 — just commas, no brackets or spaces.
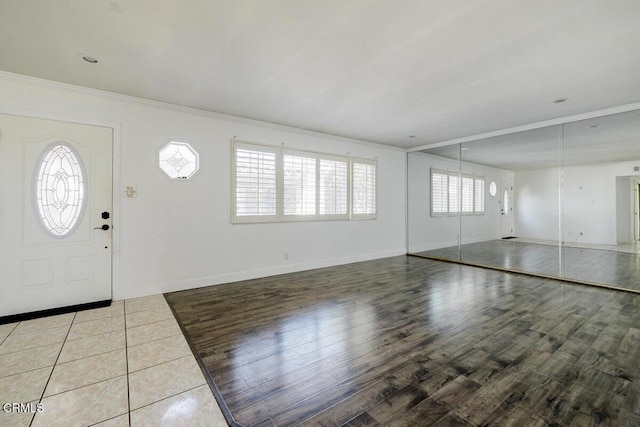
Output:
0,106,122,301
500,180,514,238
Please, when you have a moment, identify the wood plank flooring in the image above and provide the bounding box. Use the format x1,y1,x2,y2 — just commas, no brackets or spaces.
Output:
165,256,640,426
416,240,640,292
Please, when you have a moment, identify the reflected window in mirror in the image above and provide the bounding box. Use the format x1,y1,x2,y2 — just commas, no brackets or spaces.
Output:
431,168,484,216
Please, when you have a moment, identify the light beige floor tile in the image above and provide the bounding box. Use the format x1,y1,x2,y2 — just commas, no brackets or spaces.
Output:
0,400,38,427
130,384,226,427
12,313,74,335
66,315,125,341
128,335,192,373
45,349,126,397
126,307,174,328
73,301,124,324
32,376,128,427
125,295,168,315
58,330,125,363
0,343,61,378
0,325,69,355
126,318,182,347
93,414,130,426
128,356,206,410
0,367,52,403
0,322,18,340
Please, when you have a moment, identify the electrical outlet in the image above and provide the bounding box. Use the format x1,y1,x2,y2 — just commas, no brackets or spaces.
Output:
284,252,289,260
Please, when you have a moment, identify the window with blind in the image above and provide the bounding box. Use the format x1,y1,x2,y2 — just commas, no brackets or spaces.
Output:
232,141,372,223
474,179,485,213
283,153,317,216
431,169,484,216
234,144,277,222
352,159,377,219
319,158,348,215
431,171,448,214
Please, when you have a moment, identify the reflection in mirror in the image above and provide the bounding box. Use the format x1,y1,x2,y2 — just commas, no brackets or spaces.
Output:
456,126,562,276
407,144,460,261
408,108,640,294
561,110,640,290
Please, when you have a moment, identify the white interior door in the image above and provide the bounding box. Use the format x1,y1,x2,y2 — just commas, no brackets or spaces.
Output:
500,180,514,238
0,113,113,317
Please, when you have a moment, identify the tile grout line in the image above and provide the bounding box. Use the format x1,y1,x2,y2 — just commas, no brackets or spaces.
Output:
124,301,132,427
0,322,19,345
126,330,184,349
128,384,206,414
29,312,77,427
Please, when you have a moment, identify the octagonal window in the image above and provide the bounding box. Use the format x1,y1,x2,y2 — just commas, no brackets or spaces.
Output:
159,141,199,180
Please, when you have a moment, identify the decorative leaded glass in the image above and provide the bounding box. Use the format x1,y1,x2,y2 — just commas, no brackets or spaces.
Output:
159,141,199,179
35,144,86,237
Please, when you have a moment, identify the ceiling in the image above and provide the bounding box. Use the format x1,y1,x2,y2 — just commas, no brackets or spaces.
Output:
1,1,640,149
423,109,640,170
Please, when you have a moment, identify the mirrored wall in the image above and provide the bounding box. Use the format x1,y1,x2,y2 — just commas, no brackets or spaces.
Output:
408,109,640,292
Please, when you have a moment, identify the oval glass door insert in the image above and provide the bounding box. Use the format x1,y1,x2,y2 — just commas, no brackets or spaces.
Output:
35,143,86,237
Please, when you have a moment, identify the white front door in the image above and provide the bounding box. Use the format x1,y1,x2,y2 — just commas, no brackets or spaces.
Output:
0,113,113,317
500,180,514,238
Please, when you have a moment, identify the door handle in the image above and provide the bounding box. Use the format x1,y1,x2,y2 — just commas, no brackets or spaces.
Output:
93,224,110,230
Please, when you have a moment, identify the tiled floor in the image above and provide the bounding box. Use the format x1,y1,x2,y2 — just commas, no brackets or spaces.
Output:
0,295,228,426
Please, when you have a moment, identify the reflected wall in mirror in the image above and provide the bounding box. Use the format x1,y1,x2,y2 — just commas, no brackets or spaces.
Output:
408,144,461,261
407,108,640,293
561,110,640,290
460,125,562,277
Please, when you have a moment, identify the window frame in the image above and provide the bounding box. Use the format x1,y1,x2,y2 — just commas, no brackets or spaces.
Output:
351,157,378,220
231,140,375,224
430,168,485,217
281,148,350,222
231,141,279,224
158,140,200,181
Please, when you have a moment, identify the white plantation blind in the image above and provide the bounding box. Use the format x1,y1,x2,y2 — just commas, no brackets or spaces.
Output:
235,146,277,218
461,176,474,213
352,160,377,218
430,169,485,216
474,179,485,213
448,174,459,213
431,171,448,214
232,141,376,223
283,154,316,216
319,158,348,215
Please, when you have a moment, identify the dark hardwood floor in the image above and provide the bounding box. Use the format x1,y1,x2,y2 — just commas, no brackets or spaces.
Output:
416,240,640,292
165,256,640,426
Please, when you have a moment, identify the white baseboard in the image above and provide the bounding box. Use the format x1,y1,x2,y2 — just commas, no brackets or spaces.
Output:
408,236,500,253
115,248,406,300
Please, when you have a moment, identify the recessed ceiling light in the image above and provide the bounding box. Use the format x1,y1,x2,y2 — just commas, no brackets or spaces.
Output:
82,56,98,64
552,98,569,104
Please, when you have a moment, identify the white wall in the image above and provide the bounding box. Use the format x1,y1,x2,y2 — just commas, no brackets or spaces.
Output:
616,177,634,243
514,168,560,241
0,73,406,300
515,161,640,245
407,152,514,252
